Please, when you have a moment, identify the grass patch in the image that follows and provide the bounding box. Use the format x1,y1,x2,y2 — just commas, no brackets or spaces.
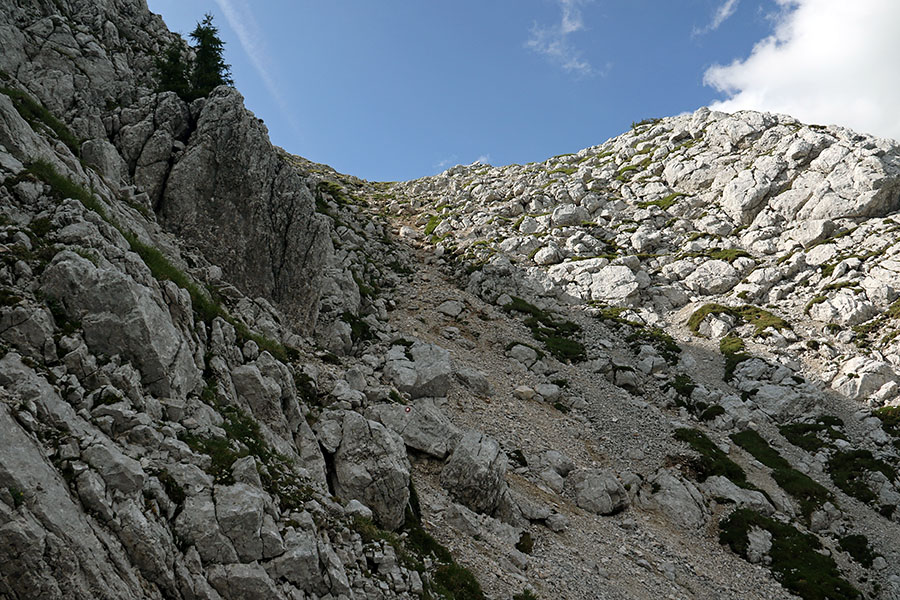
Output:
719,508,860,600
873,405,900,438
637,192,684,210
779,416,846,453
181,400,314,509
1,87,81,155
340,311,373,343
425,214,444,236
626,326,681,365
827,450,896,505
730,429,832,520
668,374,696,398
720,334,750,381
503,296,585,362
838,534,876,568
352,501,485,600
687,303,790,337
673,428,751,488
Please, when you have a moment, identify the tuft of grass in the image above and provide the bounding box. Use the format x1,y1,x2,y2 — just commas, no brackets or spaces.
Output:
838,534,876,568
515,531,534,554
719,508,860,600
720,334,750,381
730,429,832,520
352,501,485,600
340,311,373,343
8,486,24,509
637,192,684,210
874,406,900,438
181,401,314,508
1,87,81,155
827,449,896,505
424,214,444,236
779,417,846,453
687,303,790,337
503,296,585,362
668,374,696,398
673,428,751,488
626,326,681,365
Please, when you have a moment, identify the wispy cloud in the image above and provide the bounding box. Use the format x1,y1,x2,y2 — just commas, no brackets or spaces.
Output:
526,0,594,77
693,0,739,36
434,155,459,171
213,0,299,133
475,154,491,165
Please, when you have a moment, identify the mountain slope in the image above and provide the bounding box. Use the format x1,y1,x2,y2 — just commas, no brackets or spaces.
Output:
0,2,899,600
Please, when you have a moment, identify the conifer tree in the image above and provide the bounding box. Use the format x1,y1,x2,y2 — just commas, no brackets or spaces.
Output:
189,13,233,99
154,13,232,102
155,41,190,99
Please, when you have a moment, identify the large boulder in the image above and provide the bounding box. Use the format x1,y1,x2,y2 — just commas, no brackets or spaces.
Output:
330,411,411,530
383,341,454,399
569,469,628,515
214,483,283,562
440,432,508,514
589,265,639,302
637,470,708,529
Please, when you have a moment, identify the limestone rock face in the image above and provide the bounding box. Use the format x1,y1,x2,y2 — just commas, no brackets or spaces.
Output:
383,341,454,399
41,251,201,398
160,87,330,332
440,432,508,514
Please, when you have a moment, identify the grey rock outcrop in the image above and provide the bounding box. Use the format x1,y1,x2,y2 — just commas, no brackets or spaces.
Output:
367,400,463,458
637,470,708,529
160,88,330,332
384,341,454,399
41,251,201,398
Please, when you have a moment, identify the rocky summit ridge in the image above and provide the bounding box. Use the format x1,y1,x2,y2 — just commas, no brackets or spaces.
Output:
1,1,900,600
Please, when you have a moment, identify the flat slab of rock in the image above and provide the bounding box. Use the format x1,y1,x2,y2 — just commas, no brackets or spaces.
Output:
366,400,462,458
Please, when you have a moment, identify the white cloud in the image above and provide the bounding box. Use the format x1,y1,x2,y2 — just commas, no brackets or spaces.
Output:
213,0,299,132
526,0,594,76
475,154,492,165
704,0,900,141
693,0,739,36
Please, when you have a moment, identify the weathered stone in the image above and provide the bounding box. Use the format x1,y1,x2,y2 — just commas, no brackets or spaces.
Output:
207,562,281,600
637,470,708,529
384,341,453,399
570,469,628,515
81,443,146,497
366,400,463,459
331,411,410,530
41,252,201,398
440,431,508,514
160,88,330,332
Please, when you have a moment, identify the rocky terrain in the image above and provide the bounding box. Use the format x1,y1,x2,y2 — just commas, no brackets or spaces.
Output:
1,1,900,599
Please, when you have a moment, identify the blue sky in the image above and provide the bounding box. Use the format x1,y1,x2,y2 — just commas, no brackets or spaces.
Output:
146,1,900,182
